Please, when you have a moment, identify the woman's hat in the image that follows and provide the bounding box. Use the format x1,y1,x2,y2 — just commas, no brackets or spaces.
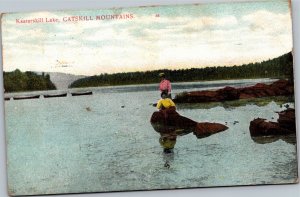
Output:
159,73,165,77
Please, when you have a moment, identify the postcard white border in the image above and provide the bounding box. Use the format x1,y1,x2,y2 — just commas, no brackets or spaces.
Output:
0,0,299,197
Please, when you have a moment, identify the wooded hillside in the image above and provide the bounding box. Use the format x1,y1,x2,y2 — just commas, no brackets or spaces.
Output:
53,52,297,88
4,69,56,92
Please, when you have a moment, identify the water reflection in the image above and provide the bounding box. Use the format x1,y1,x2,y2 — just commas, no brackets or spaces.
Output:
251,134,297,145
163,152,175,169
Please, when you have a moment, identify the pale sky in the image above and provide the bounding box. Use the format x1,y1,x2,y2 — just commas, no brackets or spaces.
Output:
1,0,293,76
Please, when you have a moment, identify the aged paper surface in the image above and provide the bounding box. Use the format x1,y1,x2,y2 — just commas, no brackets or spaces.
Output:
1,0,297,196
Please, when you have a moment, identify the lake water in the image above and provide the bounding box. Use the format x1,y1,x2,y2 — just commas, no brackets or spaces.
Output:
4,78,298,195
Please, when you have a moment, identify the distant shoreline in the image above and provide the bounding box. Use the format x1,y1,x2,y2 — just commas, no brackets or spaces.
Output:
68,77,279,88
69,52,293,89
4,78,276,96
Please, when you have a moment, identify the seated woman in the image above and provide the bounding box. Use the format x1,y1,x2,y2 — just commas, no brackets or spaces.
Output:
157,91,176,110
156,91,177,154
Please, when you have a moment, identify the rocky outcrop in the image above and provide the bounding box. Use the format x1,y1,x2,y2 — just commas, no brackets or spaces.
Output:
277,108,296,131
249,118,291,136
249,108,296,137
194,122,229,138
150,110,228,139
174,79,294,103
239,80,293,99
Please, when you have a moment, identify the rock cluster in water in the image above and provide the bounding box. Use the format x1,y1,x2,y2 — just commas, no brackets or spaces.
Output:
173,79,294,103
150,110,228,139
249,108,296,137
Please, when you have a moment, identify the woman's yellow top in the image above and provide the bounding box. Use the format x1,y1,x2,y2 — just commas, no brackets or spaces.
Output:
156,98,176,109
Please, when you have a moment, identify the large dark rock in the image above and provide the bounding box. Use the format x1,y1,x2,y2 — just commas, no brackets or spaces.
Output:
249,118,291,136
277,108,295,131
150,110,197,136
174,80,294,103
176,91,219,103
150,110,228,139
194,122,229,138
249,108,296,137
239,83,275,99
216,86,240,101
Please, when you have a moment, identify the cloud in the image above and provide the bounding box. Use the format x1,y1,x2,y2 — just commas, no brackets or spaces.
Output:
184,16,238,29
242,10,292,34
84,28,126,42
2,5,293,76
2,27,46,42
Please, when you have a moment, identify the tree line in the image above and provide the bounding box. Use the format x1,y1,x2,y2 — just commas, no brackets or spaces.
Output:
70,52,293,88
4,69,56,92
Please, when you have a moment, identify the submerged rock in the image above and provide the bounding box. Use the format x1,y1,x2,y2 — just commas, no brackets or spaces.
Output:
174,79,294,103
249,108,296,137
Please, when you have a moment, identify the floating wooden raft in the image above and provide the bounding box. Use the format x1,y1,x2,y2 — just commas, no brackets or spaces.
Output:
44,93,67,98
71,91,93,96
13,95,40,100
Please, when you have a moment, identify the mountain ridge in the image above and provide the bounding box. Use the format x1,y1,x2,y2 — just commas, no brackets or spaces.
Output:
36,72,87,90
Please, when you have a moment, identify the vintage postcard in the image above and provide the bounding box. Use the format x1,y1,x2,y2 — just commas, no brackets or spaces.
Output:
1,0,298,196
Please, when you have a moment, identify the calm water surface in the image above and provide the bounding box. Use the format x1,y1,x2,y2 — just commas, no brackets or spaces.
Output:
5,79,298,195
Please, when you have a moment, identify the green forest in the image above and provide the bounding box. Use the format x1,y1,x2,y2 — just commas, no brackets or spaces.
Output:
4,69,56,92
70,52,293,88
